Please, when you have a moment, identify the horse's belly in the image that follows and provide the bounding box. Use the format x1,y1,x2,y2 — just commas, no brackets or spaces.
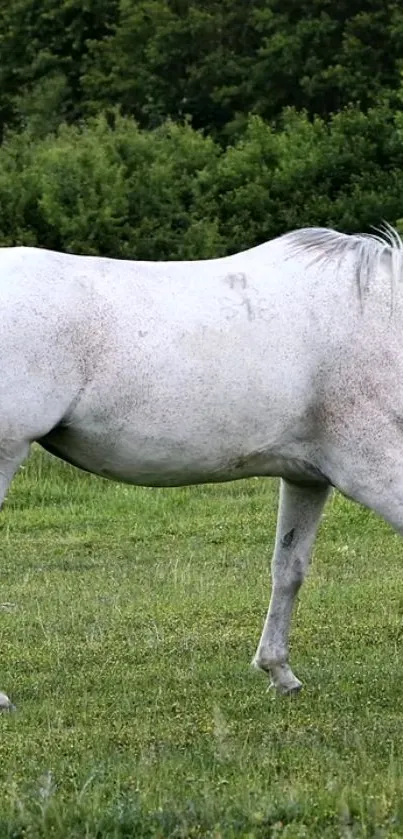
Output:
40,418,322,487
40,425,255,485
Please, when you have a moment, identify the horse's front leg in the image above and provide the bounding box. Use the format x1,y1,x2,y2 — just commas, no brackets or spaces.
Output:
253,479,330,694
0,440,30,711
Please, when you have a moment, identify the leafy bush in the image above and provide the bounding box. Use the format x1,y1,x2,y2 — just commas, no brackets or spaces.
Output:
191,104,403,253
0,113,221,259
1,102,403,259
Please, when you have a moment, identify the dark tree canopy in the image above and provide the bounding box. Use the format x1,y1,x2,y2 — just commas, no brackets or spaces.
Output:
1,0,403,256
2,0,403,138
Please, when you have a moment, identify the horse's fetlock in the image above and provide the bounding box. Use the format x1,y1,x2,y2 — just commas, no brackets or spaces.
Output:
253,648,287,672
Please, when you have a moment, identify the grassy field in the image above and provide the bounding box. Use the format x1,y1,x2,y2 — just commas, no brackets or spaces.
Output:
1,448,403,837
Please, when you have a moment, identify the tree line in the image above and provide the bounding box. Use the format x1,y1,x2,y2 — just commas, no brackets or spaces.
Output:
1,0,403,257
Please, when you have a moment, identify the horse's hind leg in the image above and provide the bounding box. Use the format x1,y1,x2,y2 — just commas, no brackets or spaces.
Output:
0,440,30,710
253,479,330,694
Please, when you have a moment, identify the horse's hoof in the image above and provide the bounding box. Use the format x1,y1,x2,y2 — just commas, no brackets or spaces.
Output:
0,692,15,712
280,678,303,695
269,676,303,696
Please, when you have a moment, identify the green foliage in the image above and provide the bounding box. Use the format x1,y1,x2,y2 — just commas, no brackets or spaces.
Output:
1,1,403,256
2,102,403,258
194,104,403,250
0,114,221,258
0,0,119,137
2,0,403,140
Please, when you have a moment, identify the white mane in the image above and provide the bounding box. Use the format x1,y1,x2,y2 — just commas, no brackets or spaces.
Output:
283,224,403,299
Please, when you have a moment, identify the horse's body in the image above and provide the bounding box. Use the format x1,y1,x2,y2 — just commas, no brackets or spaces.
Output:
1,227,402,707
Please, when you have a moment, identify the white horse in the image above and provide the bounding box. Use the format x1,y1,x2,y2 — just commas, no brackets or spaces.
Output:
0,226,401,710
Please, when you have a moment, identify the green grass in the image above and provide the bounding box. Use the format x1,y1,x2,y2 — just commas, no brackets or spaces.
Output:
1,448,403,837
